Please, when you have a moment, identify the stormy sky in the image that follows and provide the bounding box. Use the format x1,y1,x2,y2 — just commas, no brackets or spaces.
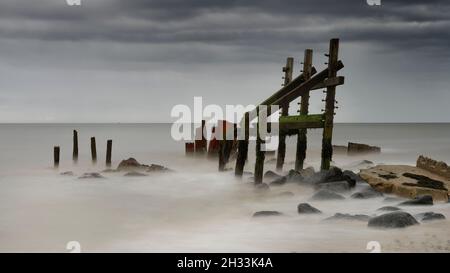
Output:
0,0,449,123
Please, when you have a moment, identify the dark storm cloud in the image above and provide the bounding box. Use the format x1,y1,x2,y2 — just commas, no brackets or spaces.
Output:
0,0,449,122
0,0,448,54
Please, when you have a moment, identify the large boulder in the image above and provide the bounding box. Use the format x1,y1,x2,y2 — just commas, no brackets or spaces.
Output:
310,189,345,201
147,164,171,172
415,212,446,222
269,176,287,186
360,165,449,202
347,142,381,155
264,170,283,181
305,167,356,188
416,155,450,180
252,211,283,217
398,195,433,206
325,213,370,222
297,203,322,214
299,167,315,178
117,158,149,171
368,211,419,229
286,169,304,183
117,158,171,173
351,186,384,199
343,170,366,184
377,206,401,212
316,181,350,193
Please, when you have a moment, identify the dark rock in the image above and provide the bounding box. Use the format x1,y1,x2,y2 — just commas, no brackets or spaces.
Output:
348,142,381,155
402,172,447,191
299,167,315,178
253,211,283,217
304,167,357,189
124,171,148,177
316,181,350,193
297,203,322,214
269,176,287,186
310,189,345,201
368,211,419,228
377,206,401,212
333,145,348,154
351,186,383,199
117,158,171,172
78,172,105,179
399,195,433,206
264,170,282,181
117,158,148,171
286,169,303,183
325,213,370,222
147,164,171,172
60,171,74,176
343,170,365,184
415,212,446,222
303,167,343,185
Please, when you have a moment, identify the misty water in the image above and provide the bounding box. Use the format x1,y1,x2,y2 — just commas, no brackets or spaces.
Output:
0,123,450,252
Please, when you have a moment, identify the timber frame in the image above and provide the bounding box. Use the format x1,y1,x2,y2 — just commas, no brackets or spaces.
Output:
234,38,345,184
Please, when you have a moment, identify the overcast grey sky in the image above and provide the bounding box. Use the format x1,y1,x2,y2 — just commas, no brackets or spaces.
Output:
0,0,449,123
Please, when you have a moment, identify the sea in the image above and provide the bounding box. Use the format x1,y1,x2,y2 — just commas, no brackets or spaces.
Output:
0,123,449,252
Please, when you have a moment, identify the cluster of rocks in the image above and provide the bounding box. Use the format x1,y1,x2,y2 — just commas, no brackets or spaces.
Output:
117,158,171,175
253,194,446,228
252,164,447,229
60,157,172,179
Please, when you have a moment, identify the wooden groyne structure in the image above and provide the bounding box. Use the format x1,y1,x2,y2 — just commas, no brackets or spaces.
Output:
186,38,345,184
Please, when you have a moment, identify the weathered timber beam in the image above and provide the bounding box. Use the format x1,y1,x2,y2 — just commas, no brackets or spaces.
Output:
260,67,318,106
278,114,325,131
311,76,345,90
245,61,344,122
273,60,344,107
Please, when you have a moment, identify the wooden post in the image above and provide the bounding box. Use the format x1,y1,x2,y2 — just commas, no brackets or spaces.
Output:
255,106,269,184
254,138,265,184
106,139,112,167
185,142,195,155
218,121,235,171
234,112,249,177
91,137,97,163
73,130,78,162
54,146,60,167
207,126,221,158
276,57,294,172
321,39,339,170
195,120,207,154
295,49,313,171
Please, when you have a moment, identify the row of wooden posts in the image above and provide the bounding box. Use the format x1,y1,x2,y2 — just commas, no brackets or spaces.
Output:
53,130,112,167
186,38,344,184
